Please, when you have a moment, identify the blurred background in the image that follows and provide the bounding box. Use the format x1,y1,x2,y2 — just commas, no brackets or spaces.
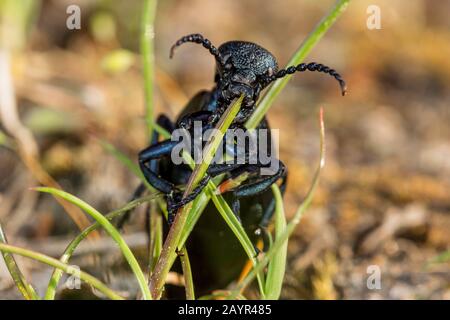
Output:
0,0,449,299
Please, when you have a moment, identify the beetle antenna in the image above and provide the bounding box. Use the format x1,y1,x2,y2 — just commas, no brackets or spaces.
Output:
265,62,347,96
170,33,224,66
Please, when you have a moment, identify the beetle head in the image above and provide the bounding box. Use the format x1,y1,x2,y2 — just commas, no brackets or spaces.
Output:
216,41,278,108
170,34,278,109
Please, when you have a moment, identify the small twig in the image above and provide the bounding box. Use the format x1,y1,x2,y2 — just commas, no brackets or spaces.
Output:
34,187,152,300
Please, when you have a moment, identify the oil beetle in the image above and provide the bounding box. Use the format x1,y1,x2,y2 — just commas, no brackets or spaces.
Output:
122,34,346,294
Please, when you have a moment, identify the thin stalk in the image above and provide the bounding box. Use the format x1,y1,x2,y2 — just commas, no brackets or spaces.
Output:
148,206,163,274
0,243,124,300
99,139,146,183
208,188,266,296
179,248,195,300
34,187,152,300
245,0,350,129
44,194,158,300
141,0,158,139
264,184,287,299
0,224,39,300
230,108,326,298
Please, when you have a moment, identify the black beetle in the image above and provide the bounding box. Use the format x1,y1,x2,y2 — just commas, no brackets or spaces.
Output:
122,33,346,294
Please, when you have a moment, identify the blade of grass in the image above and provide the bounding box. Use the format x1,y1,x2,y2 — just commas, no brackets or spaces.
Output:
99,135,204,301
112,122,258,286
148,108,267,297
0,224,39,300
33,187,152,300
0,243,124,300
44,193,159,300
148,204,163,273
149,96,243,299
179,248,195,300
245,0,350,130
229,108,326,298
99,138,169,219
208,188,266,296
186,95,243,188
141,0,158,139
264,184,287,299
149,132,266,296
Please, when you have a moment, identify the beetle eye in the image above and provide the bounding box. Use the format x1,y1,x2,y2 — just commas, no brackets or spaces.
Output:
224,63,233,70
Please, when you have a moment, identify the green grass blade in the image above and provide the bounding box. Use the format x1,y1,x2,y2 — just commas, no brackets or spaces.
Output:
230,108,326,297
99,138,171,220
141,0,158,139
0,224,39,300
245,0,350,130
144,96,266,297
0,129,14,149
264,184,287,299
99,139,144,181
33,187,152,300
44,194,158,300
186,95,243,188
208,187,266,297
179,247,195,300
148,206,163,273
0,243,124,300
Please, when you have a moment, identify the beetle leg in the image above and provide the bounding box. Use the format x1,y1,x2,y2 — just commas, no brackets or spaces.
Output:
257,227,272,252
139,139,179,194
167,163,243,210
214,190,243,224
219,161,287,251
118,115,175,228
177,110,213,130
166,163,247,223
233,161,286,199
166,175,211,224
